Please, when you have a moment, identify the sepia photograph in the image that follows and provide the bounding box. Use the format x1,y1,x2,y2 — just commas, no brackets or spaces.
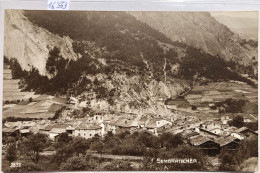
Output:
1,10,258,172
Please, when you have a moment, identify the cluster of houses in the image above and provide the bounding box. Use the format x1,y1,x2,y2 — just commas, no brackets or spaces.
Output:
3,109,257,157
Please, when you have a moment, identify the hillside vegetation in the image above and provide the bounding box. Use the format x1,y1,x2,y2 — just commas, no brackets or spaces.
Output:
9,11,256,98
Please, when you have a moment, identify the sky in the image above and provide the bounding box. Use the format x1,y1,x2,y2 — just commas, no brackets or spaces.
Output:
210,11,258,19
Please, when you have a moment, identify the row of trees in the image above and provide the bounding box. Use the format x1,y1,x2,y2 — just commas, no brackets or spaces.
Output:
4,128,258,171
4,130,206,171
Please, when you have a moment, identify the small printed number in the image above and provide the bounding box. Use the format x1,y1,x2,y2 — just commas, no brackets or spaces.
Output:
10,162,21,168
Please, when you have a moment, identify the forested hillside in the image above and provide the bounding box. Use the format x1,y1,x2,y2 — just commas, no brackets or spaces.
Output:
6,10,256,98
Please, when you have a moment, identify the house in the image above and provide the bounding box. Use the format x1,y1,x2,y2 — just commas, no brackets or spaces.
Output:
39,124,56,135
221,116,231,124
210,128,223,135
2,128,19,137
49,128,67,141
21,121,36,128
230,132,246,140
73,122,102,139
234,127,257,138
19,129,31,137
180,130,200,143
66,126,75,135
201,121,222,131
189,135,220,156
198,128,220,140
215,136,240,151
4,121,22,129
243,114,257,123
110,117,139,134
138,116,149,128
145,118,172,136
166,126,184,135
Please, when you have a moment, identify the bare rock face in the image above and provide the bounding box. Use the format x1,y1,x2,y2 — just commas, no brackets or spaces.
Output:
4,10,78,75
129,12,257,67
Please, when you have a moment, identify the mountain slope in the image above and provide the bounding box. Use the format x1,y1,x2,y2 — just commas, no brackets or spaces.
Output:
129,12,257,68
4,10,257,115
212,15,258,41
4,10,78,75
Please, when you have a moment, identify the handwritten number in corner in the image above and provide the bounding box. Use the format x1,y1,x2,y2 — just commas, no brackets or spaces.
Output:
48,1,69,10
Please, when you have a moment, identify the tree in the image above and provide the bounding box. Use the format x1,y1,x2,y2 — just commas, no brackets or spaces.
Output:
9,58,27,79
5,143,17,164
56,132,72,147
218,137,258,171
70,137,90,156
137,132,160,148
191,105,197,110
53,144,74,166
3,136,16,145
90,141,104,155
59,156,88,171
159,132,183,150
21,133,48,164
218,149,236,171
233,115,244,128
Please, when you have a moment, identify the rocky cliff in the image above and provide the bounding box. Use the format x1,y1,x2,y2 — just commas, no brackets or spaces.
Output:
4,10,78,75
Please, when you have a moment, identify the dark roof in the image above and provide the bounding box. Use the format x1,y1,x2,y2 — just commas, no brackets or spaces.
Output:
200,128,220,137
181,131,200,139
235,127,257,134
215,136,239,147
189,135,212,146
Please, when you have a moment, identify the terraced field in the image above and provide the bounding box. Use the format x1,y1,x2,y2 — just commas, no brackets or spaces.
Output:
3,67,35,101
185,81,258,106
3,66,66,119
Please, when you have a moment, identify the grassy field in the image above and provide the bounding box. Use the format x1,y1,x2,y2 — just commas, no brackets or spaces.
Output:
185,81,257,106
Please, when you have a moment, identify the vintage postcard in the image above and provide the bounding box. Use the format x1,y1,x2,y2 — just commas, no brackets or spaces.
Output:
2,10,258,172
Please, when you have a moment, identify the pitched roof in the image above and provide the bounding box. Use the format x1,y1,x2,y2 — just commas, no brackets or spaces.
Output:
22,121,36,127
145,119,157,129
50,128,67,134
189,135,212,146
199,128,220,137
138,116,149,125
75,122,102,130
20,129,30,133
235,127,250,133
215,136,239,147
110,117,138,128
181,131,199,139
3,128,18,133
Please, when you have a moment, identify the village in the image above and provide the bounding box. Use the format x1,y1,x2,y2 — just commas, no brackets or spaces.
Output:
3,93,258,158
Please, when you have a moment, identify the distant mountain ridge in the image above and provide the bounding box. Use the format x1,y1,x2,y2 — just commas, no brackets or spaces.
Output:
129,11,257,67
212,15,258,41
